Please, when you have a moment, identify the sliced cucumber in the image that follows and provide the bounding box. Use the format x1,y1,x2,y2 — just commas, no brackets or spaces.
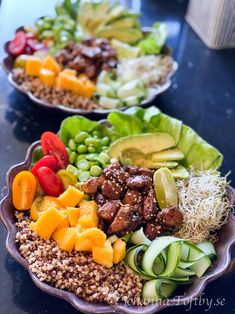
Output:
129,227,151,246
117,79,146,99
123,95,141,106
156,279,177,299
181,242,190,261
96,83,116,98
173,267,195,277
196,242,217,259
142,280,160,302
152,254,165,275
121,233,132,242
187,243,205,262
125,244,148,275
159,242,182,277
189,256,211,278
99,96,121,109
142,236,181,277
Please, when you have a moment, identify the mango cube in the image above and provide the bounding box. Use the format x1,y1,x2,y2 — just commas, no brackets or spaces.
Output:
79,200,98,216
56,72,78,91
80,227,106,247
61,68,77,76
67,207,80,227
57,186,84,207
92,240,113,268
113,239,126,264
53,227,77,252
39,68,56,86
75,234,93,252
29,207,66,240
42,55,61,74
78,214,98,228
25,56,42,76
55,215,70,231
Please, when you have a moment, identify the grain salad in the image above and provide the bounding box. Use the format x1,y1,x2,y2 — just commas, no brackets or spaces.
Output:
15,212,142,305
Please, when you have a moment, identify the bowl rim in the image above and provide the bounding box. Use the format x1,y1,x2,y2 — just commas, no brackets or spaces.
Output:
2,26,178,115
0,140,235,314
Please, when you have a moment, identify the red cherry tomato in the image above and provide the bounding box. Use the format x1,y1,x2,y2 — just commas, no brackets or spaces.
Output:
27,39,46,52
41,132,69,170
35,167,64,197
31,155,58,176
26,32,36,40
8,31,27,57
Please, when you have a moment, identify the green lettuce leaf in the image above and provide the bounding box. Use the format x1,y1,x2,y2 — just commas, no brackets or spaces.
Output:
138,22,167,55
60,116,104,145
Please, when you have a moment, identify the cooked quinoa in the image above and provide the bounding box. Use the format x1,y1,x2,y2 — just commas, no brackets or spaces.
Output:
12,69,98,111
15,212,142,305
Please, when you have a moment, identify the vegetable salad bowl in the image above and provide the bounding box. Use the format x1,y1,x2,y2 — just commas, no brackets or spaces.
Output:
2,27,178,116
0,141,235,314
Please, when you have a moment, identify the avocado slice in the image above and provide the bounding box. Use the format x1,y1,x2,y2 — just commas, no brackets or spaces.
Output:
109,17,138,29
97,27,143,44
156,114,182,144
111,39,140,59
109,133,176,160
170,166,189,179
178,125,196,155
150,148,184,162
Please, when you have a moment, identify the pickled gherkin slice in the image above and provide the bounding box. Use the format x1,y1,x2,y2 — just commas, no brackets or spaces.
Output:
153,167,178,209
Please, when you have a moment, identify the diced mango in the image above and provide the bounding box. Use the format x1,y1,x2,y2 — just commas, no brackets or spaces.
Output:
71,78,86,95
39,68,56,86
25,56,42,76
29,207,66,240
55,215,70,231
75,234,93,252
67,207,80,227
92,240,113,268
61,68,77,76
78,200,98,228
80,227,106,247
79,200,98,216
57,186,84,207
53,227,77,252
82,79,96,98
42,55,61,74
113,239,126,264
78,213,98,228
42,196,62,211
56,72,78,91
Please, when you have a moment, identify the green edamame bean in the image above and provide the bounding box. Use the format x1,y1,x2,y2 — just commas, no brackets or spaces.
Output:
67,165,79,176
68,139,77,151
69,151,77,164
76,159,90,171
74,131,89,144
77,144,87,154
84,137,97,146
76,154,87,162
99,152,110,163
101,136,110,146
90,165,102,177
101,146,109,152
86,153,98,161
89,160,99,167
92,130,102,138
78,171,90,182
87,146,96,153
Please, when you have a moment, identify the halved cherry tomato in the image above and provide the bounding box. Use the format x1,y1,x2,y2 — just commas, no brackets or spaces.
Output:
31,155,58,176
41,132,69,170
8,31,27,57
35,166,64,197
27,39,46,52
12,171,36,210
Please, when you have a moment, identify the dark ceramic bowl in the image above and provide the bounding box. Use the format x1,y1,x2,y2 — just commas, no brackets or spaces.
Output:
2,27,178,115
0,141,235,313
